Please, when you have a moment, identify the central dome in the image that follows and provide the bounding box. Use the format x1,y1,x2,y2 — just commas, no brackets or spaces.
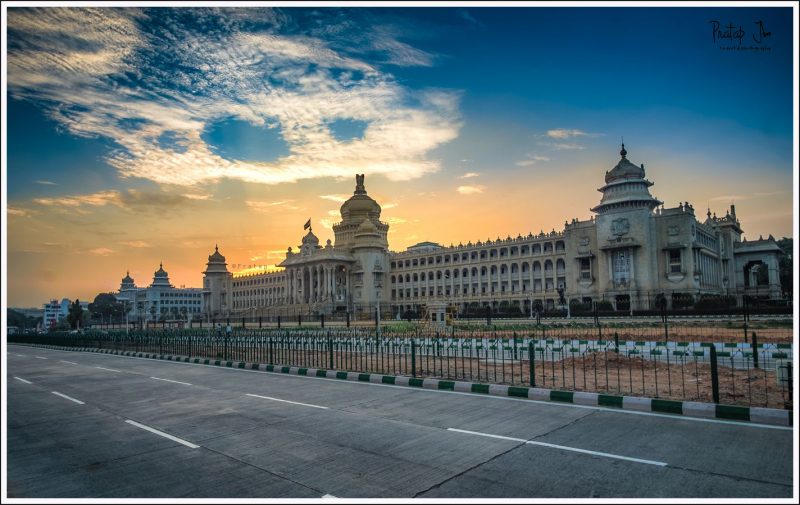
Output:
340,174,381,223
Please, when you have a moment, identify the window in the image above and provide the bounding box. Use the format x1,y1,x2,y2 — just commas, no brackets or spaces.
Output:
580,258,591,280
612,250,630,284
669,249,682,274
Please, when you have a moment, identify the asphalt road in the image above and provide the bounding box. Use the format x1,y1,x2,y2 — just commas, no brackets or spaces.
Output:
5,344,795,498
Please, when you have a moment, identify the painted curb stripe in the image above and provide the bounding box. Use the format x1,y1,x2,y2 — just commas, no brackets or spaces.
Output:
652,399,683,415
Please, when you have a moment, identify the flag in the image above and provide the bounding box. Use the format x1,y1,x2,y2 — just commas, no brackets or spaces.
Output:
303,219,311,230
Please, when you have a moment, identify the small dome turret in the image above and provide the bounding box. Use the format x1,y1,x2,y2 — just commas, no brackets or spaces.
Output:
302,229,320,246
208,244,226,263
605,142,645,183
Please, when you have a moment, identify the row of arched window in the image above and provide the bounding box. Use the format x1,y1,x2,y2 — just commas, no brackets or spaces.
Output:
391,241,566,269
390,259,567,284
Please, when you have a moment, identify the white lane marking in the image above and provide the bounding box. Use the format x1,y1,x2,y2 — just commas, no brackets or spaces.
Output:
34,348,792,431
35,356,48,360
51,391,85,405
447,428,667,467
60,360,79,365
321,494,338,498
124,420,199,449
150,376,192,386
13,376,32,384
14,354,27,357
95,366,122,373
246,393,329,410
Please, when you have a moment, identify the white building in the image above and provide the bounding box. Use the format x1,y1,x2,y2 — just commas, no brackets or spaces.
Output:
116,264,203,322
42,298,88,329
203,147,784,318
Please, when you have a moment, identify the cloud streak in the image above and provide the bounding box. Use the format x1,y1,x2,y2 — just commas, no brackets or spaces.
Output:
7,8,462,189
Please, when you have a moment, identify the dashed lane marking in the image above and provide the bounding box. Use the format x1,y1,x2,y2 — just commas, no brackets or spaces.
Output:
150,376,192,386
13,376,32,384
246,393,329,410
124,420,199,449
447,428,668,467
94,366,122,373
51,391,85,405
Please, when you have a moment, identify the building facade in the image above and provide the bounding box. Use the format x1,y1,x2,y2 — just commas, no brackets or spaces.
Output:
116,264,203,322
204,147,784,318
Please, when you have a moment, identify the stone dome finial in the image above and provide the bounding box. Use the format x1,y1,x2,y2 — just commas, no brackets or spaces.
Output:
620,140,627,158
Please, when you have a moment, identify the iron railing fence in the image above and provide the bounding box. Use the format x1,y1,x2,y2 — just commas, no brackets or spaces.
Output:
11,329,792,410
72,319,793,344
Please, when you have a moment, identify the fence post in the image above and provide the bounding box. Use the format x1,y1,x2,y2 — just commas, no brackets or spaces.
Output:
346,311,350,328
298,314,302,327
269,337,274,364
752,332,759,369
411,339,417,378
224,333,228,361
709,344,720,404
528,340,535,387
321,314,325,328
277,315,281,329
786,361,793,406
259,316,262,329
328,332,334,370
614,331,619,353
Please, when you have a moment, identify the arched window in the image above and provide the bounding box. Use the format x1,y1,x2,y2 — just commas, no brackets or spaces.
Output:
533,261,542,273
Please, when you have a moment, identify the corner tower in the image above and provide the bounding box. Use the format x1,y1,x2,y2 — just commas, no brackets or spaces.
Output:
202,245,232,318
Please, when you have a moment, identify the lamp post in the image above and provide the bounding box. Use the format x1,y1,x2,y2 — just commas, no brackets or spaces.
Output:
376,282,382,338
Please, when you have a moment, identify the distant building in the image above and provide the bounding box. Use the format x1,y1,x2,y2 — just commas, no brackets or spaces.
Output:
43,299,89,329
203,146,784,318
115,264,203,322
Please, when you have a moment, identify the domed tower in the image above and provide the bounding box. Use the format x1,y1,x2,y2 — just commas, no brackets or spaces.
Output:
590,143,663,309
202,245,232,318
119,271,136,292
333,174,389,250
151,262,173,288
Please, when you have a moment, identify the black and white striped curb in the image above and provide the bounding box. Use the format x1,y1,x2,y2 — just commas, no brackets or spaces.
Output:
17,344,793,426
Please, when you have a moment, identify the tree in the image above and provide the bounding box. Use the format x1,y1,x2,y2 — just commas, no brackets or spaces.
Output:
67,299,84,329
777,237,793,298
89,293,123,324
7,309,41,330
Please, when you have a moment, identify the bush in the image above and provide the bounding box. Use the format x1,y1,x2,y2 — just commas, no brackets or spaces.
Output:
694,295,737,310
595,300,614,311
671,293,695,309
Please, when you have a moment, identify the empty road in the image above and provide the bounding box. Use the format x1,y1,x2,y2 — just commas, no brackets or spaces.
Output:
5,344,794,498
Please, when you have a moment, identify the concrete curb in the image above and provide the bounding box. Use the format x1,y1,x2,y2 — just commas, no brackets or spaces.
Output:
20,343,793,427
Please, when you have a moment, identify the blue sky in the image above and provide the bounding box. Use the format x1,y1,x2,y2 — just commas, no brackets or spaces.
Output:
4,5,795,305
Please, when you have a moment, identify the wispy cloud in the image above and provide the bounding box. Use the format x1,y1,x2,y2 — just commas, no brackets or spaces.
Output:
459,172,480,178
709,191,787,202
7,8,461,188
545,128,602,139
35,180,57,185
382,202,398,209
543,142,586,151
119,240,152,248
457,185,485,195
8,207,35,217
245,200,299,212
31,189,202,213
319,194,350,203
515,154,550,167
89,247,115,256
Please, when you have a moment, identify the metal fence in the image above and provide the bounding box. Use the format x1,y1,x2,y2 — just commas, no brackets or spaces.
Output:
10,329,793,410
